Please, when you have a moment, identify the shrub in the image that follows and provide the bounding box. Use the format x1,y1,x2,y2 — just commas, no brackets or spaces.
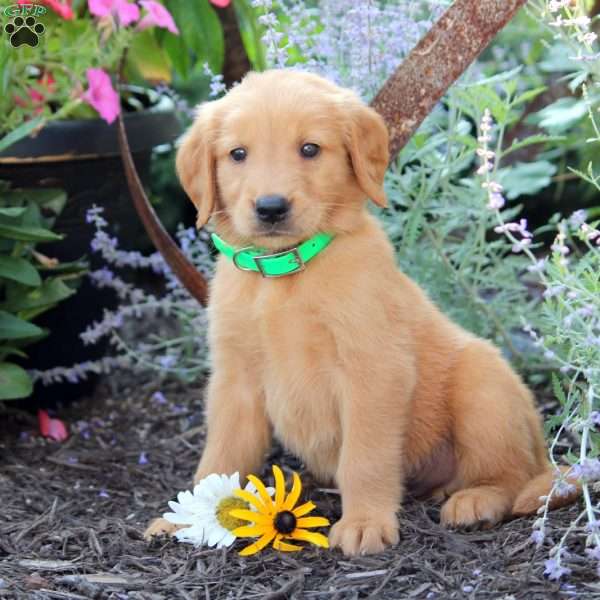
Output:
0,183,86,399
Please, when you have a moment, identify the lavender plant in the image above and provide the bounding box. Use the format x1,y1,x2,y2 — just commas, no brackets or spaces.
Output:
478,106,600,580
252,0,448,99
31,206,213,386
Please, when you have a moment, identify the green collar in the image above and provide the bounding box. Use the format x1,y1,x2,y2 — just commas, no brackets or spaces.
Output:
211,232,334,277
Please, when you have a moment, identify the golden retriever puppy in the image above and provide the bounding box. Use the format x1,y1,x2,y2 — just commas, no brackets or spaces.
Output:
145,70,578,555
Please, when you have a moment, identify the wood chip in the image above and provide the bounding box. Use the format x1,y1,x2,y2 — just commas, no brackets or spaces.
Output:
18,559,78,572
345,569,388,580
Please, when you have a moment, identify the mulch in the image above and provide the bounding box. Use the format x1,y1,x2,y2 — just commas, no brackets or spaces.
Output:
0,372,598,600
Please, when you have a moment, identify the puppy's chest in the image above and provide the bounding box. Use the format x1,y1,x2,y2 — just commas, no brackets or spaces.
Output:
256,301,342,457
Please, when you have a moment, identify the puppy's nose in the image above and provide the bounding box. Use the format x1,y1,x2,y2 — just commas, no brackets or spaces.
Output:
255,195,290,224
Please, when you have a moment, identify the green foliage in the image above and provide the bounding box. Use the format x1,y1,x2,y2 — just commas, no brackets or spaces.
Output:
0,1,227,149
0,184,87,400
377,79,543,362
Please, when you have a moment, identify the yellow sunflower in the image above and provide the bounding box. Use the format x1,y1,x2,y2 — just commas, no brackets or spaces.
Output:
229,465,330,556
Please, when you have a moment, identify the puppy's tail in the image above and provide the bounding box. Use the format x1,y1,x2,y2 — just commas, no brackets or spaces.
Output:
512,465,580,516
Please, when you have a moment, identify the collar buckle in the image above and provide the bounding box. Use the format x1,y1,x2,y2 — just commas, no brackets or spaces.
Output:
254,247,305,278
232,247,257,272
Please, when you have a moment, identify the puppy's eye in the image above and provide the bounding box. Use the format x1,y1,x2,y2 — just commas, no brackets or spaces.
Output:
230,147,247,162
300,143,320,158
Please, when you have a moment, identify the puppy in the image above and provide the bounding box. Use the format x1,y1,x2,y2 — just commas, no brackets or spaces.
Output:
145,70,578,555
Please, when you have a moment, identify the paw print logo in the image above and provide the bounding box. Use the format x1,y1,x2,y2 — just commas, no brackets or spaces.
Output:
4,16,45,48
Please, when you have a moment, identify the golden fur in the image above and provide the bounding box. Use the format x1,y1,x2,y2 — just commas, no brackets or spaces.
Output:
145,70,578,555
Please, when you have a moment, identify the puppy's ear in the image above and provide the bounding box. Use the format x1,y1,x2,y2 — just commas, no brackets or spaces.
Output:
176,102,220,228
343,101,389,207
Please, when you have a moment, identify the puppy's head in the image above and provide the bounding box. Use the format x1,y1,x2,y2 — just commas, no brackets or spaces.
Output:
176,69,389,249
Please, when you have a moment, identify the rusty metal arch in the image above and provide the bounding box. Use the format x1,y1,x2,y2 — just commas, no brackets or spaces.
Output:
118,0,528,307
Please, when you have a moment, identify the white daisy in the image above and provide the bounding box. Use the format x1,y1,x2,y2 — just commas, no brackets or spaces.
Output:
163,472,271,549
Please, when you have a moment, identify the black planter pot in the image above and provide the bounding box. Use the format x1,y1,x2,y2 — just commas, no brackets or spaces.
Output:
0,93,182,407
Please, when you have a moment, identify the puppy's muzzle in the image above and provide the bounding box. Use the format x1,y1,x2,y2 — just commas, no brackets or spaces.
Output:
255,194,290,225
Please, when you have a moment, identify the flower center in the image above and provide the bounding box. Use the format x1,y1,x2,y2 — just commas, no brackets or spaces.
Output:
216,496,248,531
274,510,297,534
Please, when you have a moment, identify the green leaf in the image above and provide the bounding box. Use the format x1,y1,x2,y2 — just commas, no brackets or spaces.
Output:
551,373,567,407
0,346,28,359
0,310,44,340
0,256,41,286
500,160,557,200
532,97,588,134
0,116,45,154
460,66,523,89
0,207,27,218
165,0,225,74
2,278,75,314
161,31,190,79
128,29,172,83
0,362,33,400
233,0,266,70
0,223,63,242
512,86,547,107
502,134,566,158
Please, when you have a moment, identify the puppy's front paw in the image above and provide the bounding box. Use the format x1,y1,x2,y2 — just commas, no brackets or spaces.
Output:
329,513,399,556
143,517,181,540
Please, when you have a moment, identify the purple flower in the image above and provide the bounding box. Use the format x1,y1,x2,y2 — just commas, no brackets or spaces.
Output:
544,557,571,580
138,451,149,465
527,259,547,273
569,209,587,228
569,458,600,482
152,391,167,404
530,529,545,546
487,191,506,210
590,412,600,427
512,238,531,253
585,544,600,560
159,355,177,369
98,488,110,498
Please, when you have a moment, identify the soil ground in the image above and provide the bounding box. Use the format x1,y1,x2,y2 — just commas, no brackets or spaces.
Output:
1,373,598,599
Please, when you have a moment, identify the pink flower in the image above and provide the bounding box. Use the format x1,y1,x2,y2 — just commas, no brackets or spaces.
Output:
18,0,74,20
138,0,179,34
210,0,231,6
81,68,120,124
38,410,69,442
88,0,140,26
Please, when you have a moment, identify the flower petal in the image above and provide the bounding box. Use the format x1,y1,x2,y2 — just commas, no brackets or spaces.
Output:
289,529,329,548
230,472,241,491
229,509,273,525
296,516,330,528
234,489,266,512
81,68,120,124
283,471,302,510
247,474,274,510
231,524,269,538
174,524,205,545
292,501,316,518
239,530,277,556
219,531,236,547
273,535,303,552
203,473,223,497
163,511,194,525
272,465,286,510
206,525,228,547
